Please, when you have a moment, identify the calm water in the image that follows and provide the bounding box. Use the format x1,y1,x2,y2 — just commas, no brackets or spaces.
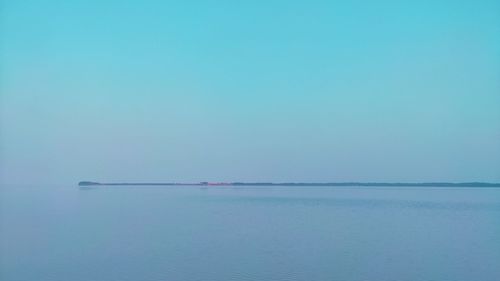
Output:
1,185,499,281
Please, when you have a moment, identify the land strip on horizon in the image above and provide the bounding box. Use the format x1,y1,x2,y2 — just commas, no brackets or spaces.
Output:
78,181,500,187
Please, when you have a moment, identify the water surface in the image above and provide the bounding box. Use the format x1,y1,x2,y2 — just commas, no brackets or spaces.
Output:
1,185,499,281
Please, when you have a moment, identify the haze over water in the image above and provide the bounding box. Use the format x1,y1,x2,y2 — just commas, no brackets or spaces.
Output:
1,0,499,185
2,184,500,281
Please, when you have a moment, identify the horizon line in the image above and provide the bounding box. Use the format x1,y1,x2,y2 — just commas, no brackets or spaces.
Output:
78,181,500,187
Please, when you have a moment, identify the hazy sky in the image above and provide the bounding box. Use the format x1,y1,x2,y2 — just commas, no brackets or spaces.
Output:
1,0,499,184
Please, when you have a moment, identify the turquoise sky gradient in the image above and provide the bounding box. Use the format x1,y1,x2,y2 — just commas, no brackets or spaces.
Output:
1,0,499,184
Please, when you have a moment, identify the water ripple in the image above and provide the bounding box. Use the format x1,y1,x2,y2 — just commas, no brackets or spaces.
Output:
218,196,500,211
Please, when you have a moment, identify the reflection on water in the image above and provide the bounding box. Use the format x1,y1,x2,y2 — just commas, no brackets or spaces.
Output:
220,195,500,211
1,185,500,281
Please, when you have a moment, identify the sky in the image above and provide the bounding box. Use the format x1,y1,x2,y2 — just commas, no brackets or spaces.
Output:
1,0,499,185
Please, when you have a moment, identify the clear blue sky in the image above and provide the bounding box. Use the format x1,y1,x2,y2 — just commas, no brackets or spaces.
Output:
1,0,499,184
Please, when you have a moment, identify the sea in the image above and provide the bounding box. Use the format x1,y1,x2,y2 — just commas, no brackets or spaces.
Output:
1,184,499,281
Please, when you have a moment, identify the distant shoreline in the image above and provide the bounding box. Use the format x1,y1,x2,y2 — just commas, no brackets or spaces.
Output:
78,181,500,187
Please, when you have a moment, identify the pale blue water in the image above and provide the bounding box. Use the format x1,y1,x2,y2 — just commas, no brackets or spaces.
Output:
1,185,499,281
